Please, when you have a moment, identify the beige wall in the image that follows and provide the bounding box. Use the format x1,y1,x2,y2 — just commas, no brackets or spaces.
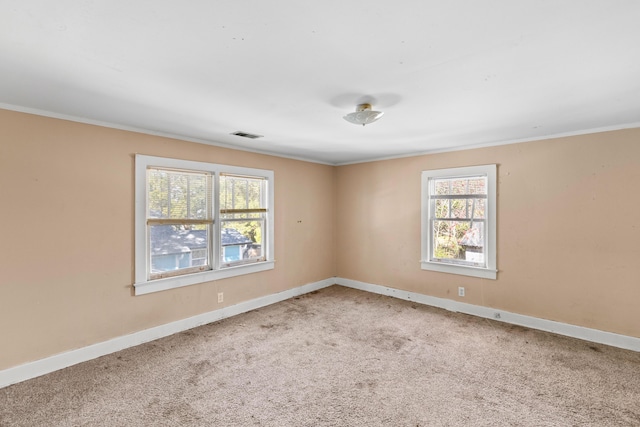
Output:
0,109,336,370
336,129,640,338
2,107,638,372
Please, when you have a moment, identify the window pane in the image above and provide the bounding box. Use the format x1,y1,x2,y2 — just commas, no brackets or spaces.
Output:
221,220,264,266
458,222,485,265
472,198,486,219
220,175,265,210
434,199,449,218
435,198,486,220
432,220,468,261
148,169,211,219
451,199,467,218
467,178,486,195
450,179,469,194
432,220,485,266
434,180,450,195
149,224,211,275
431,176,487,197
219,173,267,268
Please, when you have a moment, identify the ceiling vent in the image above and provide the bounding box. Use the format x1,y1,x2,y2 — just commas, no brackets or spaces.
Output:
231,131,263,139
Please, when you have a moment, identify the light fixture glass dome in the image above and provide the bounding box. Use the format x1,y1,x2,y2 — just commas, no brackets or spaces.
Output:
343,103,384,126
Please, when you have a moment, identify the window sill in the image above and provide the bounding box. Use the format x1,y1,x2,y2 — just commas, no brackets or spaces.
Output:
134,261,275,295
421,261,497,280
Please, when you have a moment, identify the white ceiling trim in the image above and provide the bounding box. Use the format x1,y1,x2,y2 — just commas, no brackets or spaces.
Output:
5,102,637,168
334,122,640,166
0,103,334,166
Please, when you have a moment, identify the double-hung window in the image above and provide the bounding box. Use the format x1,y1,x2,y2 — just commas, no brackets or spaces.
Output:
134,155,274,295
421,165,497,279
219,173,268,267
146,167,213,280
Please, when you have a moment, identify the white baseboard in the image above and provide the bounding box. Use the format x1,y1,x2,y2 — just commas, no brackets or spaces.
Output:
336,277,640,352
0,278,335,389
3,276,639,389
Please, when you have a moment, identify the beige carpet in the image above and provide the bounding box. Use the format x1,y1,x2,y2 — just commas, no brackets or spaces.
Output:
1,285,639,426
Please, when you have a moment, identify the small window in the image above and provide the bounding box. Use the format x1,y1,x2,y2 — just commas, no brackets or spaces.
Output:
421,165,497,279
135,155,274,295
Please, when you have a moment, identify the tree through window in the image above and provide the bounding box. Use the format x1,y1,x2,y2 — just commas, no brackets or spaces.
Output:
134,155,275,295
421,165,497,279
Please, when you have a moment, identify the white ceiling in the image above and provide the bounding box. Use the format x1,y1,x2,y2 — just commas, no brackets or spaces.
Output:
1,1,639,165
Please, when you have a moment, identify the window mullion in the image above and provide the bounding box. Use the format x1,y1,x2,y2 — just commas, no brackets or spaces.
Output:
186,177,191,219
428,179,435,262
231,177,235,211
464,181,469,225
245,178,249,210
213,171,221,271
167,173,171,218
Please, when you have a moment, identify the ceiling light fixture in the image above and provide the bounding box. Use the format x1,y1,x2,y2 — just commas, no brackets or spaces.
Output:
343,103,384,126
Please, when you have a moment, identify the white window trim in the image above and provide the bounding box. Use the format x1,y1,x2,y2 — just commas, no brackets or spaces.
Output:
134,155,275,295
421,164,497,280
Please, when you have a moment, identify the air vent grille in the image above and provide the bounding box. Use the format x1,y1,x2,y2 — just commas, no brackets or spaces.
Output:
231,131,263,139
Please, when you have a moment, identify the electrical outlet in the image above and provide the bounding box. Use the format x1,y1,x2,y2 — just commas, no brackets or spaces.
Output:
458,287,465,297
218,292,224,303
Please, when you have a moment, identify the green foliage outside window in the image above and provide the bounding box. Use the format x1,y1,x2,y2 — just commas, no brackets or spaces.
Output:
432,176,486,262
220,175,265,245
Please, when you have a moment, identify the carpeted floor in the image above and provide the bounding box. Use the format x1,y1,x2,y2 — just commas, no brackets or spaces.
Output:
1,285,639,426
